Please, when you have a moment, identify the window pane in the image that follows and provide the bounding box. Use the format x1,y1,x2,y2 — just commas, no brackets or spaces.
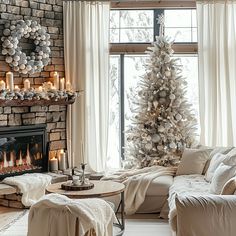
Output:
164,9,197,42
165,10,191,27
120,10,153,28
123,55,147,138
107,56,120,169
165,28,192,42
109,10,154,43
120,28,153,43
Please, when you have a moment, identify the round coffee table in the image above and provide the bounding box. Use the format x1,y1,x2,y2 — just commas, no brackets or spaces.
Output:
46,180,125,236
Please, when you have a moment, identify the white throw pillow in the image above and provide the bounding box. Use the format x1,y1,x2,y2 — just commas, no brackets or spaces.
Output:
176,149,211,176
210,163,236,194
223,148,236,166
205,153,227,182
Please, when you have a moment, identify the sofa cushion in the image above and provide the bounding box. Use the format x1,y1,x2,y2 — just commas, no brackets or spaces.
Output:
223,148,236,166
168,175,210,232
205,153,227,182
221,177,236,195
176,149,210,176
210,163,236,194
146,175,173,196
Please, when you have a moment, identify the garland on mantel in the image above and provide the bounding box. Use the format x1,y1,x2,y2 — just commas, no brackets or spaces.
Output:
0,88,78,101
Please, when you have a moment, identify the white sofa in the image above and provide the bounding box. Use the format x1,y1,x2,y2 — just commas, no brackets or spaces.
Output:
167,146,236,236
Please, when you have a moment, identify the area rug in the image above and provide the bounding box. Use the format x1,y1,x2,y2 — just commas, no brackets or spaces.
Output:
0,208,28,234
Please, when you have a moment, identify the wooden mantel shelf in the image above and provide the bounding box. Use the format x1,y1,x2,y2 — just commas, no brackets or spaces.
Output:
0,98,76,107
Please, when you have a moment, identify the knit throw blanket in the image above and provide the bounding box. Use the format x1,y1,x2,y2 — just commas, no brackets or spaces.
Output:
3,173,52,207
28,193,116,236
102,166,176,215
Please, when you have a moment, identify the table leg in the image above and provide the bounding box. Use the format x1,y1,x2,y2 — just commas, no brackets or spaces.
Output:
114,191,125,236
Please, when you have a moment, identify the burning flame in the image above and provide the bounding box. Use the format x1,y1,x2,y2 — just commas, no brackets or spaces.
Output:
26,144,31,165
3,152,8,168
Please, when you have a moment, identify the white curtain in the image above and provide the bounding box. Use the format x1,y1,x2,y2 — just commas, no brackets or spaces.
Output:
197,0,236,146
63,1,110,172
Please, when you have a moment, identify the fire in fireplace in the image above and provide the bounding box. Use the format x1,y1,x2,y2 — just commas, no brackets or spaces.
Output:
0,124,48,179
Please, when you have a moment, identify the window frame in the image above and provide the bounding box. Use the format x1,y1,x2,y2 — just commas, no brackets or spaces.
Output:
109,4,198,162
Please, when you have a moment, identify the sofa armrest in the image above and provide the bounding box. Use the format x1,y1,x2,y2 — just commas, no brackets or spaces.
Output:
176,195,236,236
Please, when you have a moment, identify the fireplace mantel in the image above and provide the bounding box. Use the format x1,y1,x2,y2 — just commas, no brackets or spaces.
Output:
0,98,76,107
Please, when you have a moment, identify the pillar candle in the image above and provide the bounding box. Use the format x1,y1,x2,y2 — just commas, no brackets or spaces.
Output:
14,85,20,92
6,72,14,91
60,77,65,91
0,80,6,90
49,157,58,172
38,86,43,92
53,72,59,90
58,150,66,170
24,79,30,90
66,81,71,91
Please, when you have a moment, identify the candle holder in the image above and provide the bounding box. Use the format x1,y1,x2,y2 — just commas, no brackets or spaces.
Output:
61,164,94,191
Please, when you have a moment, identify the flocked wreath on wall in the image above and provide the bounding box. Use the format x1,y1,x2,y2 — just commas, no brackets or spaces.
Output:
1,20,51,75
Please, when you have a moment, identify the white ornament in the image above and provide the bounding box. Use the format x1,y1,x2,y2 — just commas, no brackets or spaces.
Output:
169,94,175,100
158,126,165,132
175,113,182,121
165,71,171,77
169,142,177,149
152,134,161,143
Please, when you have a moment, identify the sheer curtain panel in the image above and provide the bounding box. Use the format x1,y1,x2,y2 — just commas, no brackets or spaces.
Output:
63,1,110,172
197,0,236,146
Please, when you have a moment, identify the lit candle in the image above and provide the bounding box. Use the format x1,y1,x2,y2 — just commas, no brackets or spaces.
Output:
0,80,6,90
24,79,30,90
81,141,85,164
14,85,20,92
60,77,65,91
58,149,66,170
53,72,59,90
6,72,14,91
66,81,71,91
38,86,43,92
49,157,58,172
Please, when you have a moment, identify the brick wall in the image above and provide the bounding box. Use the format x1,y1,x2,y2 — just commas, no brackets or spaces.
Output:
0,0,67,151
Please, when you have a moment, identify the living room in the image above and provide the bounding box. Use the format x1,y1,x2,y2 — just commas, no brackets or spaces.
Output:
1,0,236,236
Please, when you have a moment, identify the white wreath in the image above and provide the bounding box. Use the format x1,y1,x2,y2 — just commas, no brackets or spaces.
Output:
1,20,51,74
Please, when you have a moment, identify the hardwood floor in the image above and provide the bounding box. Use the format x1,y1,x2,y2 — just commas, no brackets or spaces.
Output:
0,206,172,236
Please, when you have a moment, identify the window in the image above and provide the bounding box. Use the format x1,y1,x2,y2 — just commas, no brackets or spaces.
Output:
107,7,199,169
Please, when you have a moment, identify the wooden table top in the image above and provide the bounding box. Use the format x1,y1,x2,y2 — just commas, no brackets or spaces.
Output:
46,180,125,199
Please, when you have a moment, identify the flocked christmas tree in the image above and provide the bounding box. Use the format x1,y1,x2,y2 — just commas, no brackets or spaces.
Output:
124,15,198,168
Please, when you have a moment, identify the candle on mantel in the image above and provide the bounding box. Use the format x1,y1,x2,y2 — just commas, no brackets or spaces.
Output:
14,85,20,92
24,79,30,90
38,86,43,92
6,72,14,91
53,72,59,90
60,77,65,91
66,81,71,91
0,80,6,90
49,157,58,172
58,149,66,170
81,141,85,163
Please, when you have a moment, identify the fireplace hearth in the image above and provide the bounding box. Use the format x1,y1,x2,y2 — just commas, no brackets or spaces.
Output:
0,124,48,179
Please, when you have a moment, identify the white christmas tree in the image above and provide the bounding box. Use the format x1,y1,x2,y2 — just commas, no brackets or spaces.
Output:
124,15,198,168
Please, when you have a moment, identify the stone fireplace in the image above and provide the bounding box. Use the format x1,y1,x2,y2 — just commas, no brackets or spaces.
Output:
0,124,48,180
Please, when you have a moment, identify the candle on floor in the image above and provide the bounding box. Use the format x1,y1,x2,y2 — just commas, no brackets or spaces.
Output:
58,149,66,170
24,79,30,90
0,80,6,90
53,72,59,90
6,72,14,91
60,77,65,91
49,157,58,172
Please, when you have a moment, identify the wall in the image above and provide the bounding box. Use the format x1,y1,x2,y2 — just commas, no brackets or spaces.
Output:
0,0,66,151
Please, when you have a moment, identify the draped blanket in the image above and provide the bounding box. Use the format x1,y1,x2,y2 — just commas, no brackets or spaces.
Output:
102,166,176,215
3,173,52,207
28,193,116,236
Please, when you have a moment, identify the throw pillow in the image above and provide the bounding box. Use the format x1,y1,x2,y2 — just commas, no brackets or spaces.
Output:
205,153,227,182
210,163,236,194
223,148,236,166
176,149,210,176
221,177,236,195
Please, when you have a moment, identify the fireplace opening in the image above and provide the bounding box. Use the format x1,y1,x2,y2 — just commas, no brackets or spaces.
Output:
0,124,48,179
